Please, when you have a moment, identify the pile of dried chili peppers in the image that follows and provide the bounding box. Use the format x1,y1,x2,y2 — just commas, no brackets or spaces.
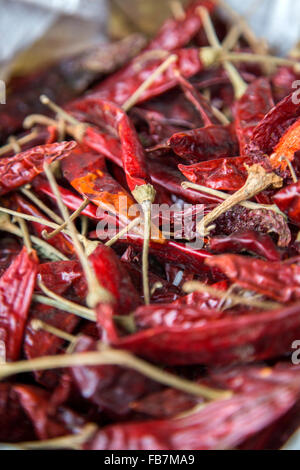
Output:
0,0,300,450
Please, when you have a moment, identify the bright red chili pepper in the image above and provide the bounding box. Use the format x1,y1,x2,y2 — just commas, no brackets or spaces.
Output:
0,247,38,361
0,141,76,196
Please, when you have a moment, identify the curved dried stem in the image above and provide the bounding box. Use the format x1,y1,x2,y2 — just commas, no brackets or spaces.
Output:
169,0,186,21
183,281,282,310
105,216,141,247
132,184,156,305
197,165,283,236
20,186,64,224
17,424,98,450
43,198,89,240
198,6,247,99
122,54,178,112
0,130,39,157
31,319,77,344
280,156,298,183
224,52,300,73
0,347,231,401
16,217,33,254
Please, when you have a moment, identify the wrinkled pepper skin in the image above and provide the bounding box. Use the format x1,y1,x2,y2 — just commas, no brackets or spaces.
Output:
0,247,38,361
169,125,239,162
0,141,76,196
179,156,250,191
234,78,274,156
85,386,298,450
114,302,300,366
206,254,300,303
273,180,300,226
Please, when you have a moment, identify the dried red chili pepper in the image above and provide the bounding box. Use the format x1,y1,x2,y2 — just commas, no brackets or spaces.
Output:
167,125,239,162
37,260,86,299
209,231,281,261
89,245,141,316
206,254,300,303
146,0,216,52
32,176,102,221
85,386,298,450
69,335,160,418
273,180,300,226
178,156,250,191
0,247,38,361
61,145,137,225
0,237,21,277
24,304,80,388
115,301,300,365
70,48,214,110
0,141,76,196
0,35,146,142
0,383,36,442
248,91,300,163
14,384,85,440
234,78,274,156
270,117,300,168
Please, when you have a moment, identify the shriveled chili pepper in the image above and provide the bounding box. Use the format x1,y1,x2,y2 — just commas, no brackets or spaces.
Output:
178,156,250,191
0,141,76,196
248,91,300,163
167,124,239,162
0,35,146,143
115,301,300,365
61,145,137,226
32,176,102,222
0,247,38,361
0,237,21,277
14,384,85,440
85,386,298,450
273,180,300,226
270,117,300,168
206,254,300,302
146,0,216,52
70,48,215,110
0,383,36,442
37,260,86,299
209,231,281,261
69,335,160,418
89,245,141,316
24,304,80,389
234,77,274,156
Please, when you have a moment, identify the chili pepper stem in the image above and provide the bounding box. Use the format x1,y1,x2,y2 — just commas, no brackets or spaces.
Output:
38,96,88,142
17,424,98,450
105,216,141,247
33,294,95,321
181,181,286,217
16,217,33,254
31,319,77,344
217,0,265,54
0,347,231,401
132,184,156,305
43,198,89,240
169,0,186,21
198,7,247,99
279,156,298,183
183,281,282,310
122,54,178,112
223,52,300,73
20,186,64,224
197,165,283,236
0,130,38,157
43,162,112,308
